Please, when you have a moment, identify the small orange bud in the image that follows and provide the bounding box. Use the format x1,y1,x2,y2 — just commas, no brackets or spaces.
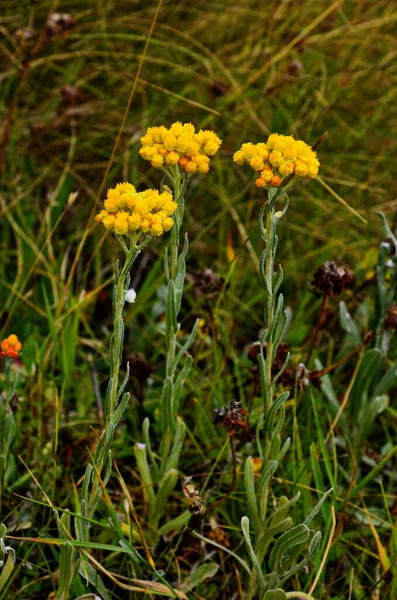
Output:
270,176,281,187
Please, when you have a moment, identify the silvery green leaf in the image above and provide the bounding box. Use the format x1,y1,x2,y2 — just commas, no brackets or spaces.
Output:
241,516,266,592
269,524,310,572
174,319,199,372
77,561,111,600
277,437,291,463
269,493,300,528
181,562,219,592
155,469,179,522
303,488,333,526
111,392,130,429
116,362,130,403
57,541,75,597
262,589,287,600
81,464,92,503
0,546,16,593
244,457,260,530
339,301,361,345
163,417,185,473
161,377,174,433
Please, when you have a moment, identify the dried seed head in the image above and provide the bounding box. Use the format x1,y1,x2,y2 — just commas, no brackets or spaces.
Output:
187,269,224,300
212,400,249,437
45,13,76,37
311,261,355,297
183,478,204,516
208,525,230,547
60,85,83,107
296,363,310,390
127,352,153,384
247,341,261,362
288,60,303,75
384,305,397,331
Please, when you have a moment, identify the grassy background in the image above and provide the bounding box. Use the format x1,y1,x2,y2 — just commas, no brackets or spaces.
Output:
0,0,396,598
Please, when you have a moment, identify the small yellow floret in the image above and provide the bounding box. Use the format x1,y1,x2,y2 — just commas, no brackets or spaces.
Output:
294,162,309,177
279,161,294,176
233,150,245,165
165,151,180,165
151,154,164,168
250,156,265,171
269,151,283,167
185,161,198,174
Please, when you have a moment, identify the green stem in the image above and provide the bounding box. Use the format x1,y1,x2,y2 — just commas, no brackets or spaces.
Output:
160,167,187,472
264,207,275,415
88,238,138,516
261,205,276,526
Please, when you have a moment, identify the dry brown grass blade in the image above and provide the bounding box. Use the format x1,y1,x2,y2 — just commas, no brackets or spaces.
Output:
81,549,188,598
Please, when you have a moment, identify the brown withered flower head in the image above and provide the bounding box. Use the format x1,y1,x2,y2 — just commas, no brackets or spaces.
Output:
45,13,76,37
213,400,249,437
311,261,355,297
384,305,397,331
187,269,224,300
183,477,204,517
60,85,83,108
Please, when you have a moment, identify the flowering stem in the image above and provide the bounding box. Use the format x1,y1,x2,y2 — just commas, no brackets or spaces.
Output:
87,237,139,517
160,166,189,473
264,207,275,415
0,357,17,511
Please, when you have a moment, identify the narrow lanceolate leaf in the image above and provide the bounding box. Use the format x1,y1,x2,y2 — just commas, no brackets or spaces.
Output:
303,488,333,526
163,417,185,473
166,280,178,337
244,457,260,530
269,494,300,528
263,392,289,440
262,589,287,600
241,517,266,592
173,318,199,372
161,377,174,433
180,562,219,592
0,548,16,592
155,469,179,521
58,541,75,596
269,524,310,572
339,301,361,345
111,392,130,429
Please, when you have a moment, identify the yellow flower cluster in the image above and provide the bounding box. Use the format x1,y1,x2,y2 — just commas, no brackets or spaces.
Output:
139,122,222,174
233,133,320,188
95,182,177,237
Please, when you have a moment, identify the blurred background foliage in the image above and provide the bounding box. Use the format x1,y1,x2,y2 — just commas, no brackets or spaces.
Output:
0,1,396,598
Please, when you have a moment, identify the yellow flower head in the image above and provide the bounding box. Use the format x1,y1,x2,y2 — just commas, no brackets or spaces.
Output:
1,334,22,359
140,122,222,174
96,183,177,237
234,133,319,189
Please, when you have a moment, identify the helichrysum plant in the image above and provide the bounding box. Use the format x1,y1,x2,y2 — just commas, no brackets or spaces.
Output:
53,183,179,599
234,134,330,600
134,122,222,535
0,335,22,511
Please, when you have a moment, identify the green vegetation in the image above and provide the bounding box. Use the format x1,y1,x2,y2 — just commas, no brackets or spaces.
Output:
0,1,396,599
